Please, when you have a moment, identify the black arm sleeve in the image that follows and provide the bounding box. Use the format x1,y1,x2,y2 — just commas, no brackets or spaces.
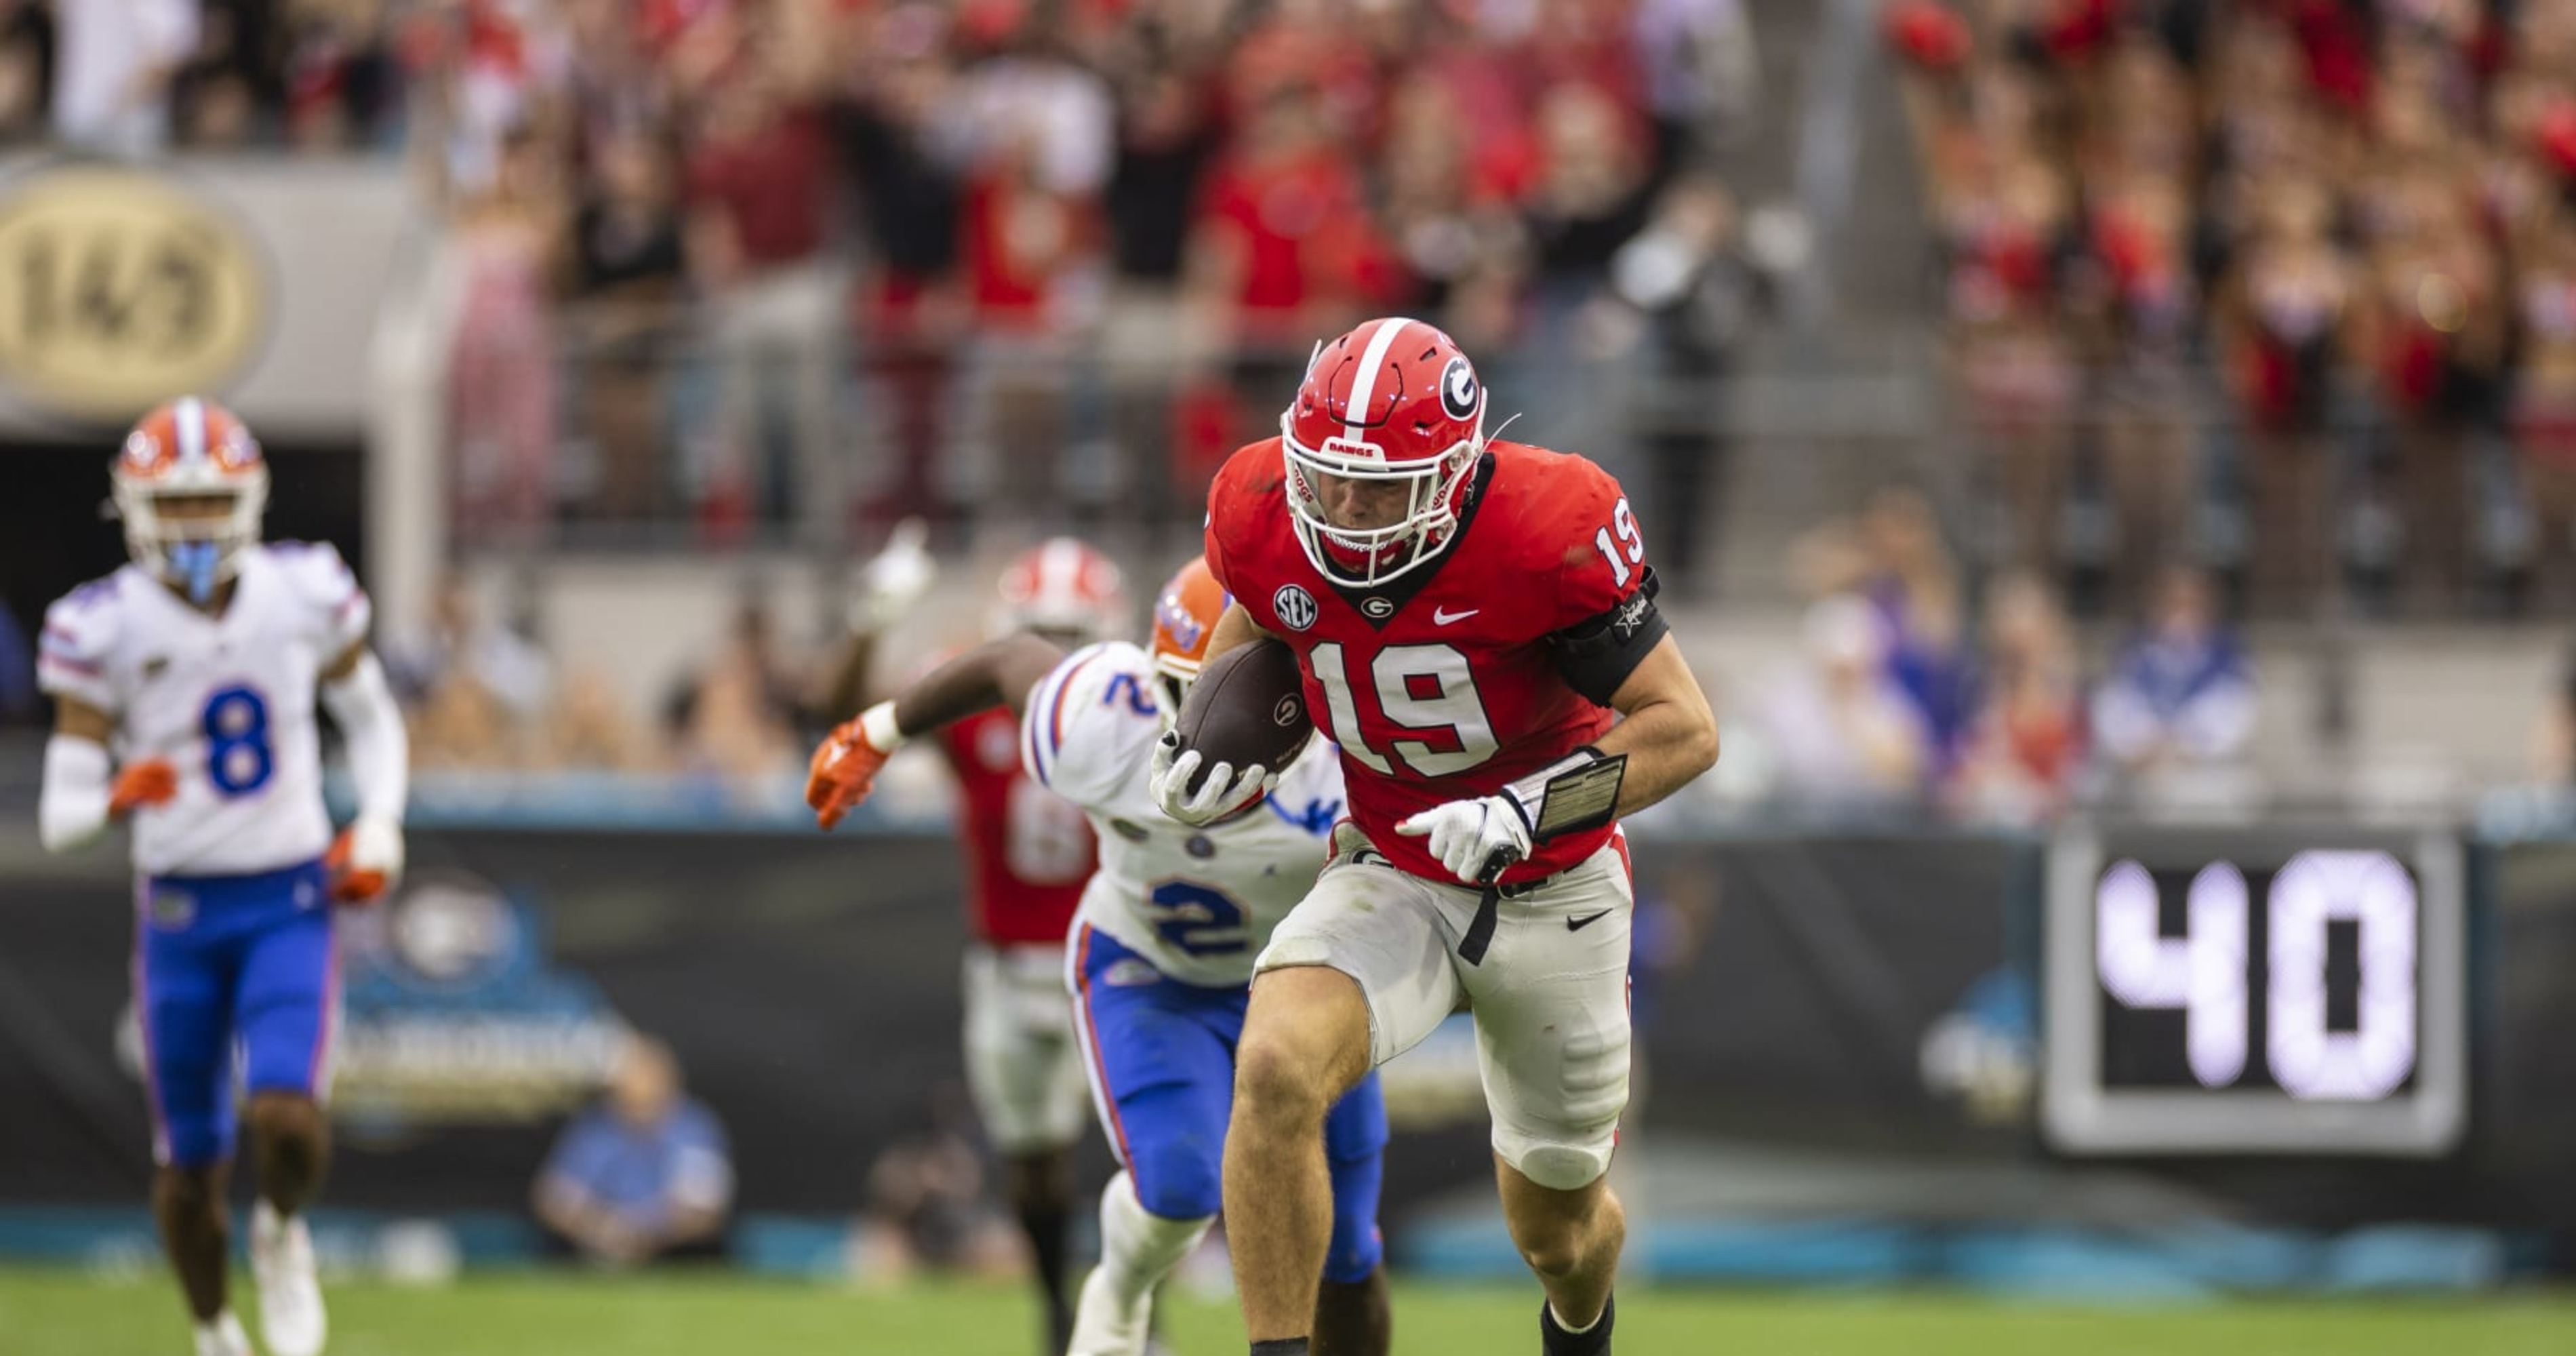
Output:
1548,567,1670,706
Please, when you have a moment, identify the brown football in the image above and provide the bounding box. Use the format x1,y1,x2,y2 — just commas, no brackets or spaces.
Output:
1173,637,1314,787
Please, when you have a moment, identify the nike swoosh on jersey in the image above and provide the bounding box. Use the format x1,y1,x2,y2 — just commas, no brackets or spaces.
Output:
1433,606,1481,625
1567,909,1613,932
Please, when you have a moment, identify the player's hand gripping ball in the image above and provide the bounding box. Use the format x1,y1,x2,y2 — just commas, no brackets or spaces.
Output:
107,758,178,817
1152,639,1310,824
807,719,893,831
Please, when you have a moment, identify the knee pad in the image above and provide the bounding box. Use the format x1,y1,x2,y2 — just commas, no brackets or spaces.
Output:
1497,1136,1614,1193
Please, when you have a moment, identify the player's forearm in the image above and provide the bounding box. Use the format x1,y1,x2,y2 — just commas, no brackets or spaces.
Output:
322,652,409,826
819,633,881,725
37,736,113,854
1592,698,1720,818
887,633,1068,736
1199,603,1273,671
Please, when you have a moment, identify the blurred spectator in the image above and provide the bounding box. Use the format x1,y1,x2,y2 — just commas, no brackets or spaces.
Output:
851,1085,1026,1283
281,0,399,153
2516,213,2576,608
2213,173,2355,612
2091,564,2258,789
1633,0,1760,175
1757,594,1933,812
2531,640,2576,786
1607,174,1783,593
682,25,847,542
563,128,689,523
835,5,966,534
534,1035,733,1267
52,0,197,156
0,597,33,725
0,1,49,143
445,123,567,546
541,669,653,773
664,594,808,782
395,575,555,770
1095,12,1223,540
1950,572,2086,824
945,19,1116,529
1796,488,1979,770
1947,148,2080,579
1184,78,1392,460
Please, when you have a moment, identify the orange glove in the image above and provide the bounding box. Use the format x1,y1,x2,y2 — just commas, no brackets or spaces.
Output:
807,719,894,831
326,817,403,906
108,759,178,817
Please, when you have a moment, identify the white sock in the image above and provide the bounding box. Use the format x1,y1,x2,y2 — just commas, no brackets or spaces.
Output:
1094,1170,1213,1309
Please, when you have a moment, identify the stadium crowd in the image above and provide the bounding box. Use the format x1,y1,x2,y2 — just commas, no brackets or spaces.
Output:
0,0,1758,556
1887,0,2576,617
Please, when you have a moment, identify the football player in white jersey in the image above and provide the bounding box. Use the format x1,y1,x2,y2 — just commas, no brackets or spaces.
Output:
35,398,409,1356
808,557,1391,1356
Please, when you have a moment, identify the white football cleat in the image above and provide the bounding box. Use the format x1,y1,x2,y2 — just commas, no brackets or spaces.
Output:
250,1201,327,1356
194,1311,252,1356
1068,1265,1154,1356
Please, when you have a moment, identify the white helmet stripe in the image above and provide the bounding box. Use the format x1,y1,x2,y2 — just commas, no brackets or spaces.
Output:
174,397,207,465
1035,538,1085,605
1340,317,1418,445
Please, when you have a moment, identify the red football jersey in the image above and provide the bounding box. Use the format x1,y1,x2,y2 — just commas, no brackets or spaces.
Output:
937,707,1095,945
1205,438,1652,884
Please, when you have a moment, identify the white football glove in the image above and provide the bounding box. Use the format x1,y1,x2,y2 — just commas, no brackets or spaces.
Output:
1149,730,1275,826
328,814,405,906
1396,793,1532,885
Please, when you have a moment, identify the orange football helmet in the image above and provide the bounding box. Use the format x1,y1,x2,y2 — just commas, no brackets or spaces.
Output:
992,538,1127,645
111,397,268,603
1147,556,1230,719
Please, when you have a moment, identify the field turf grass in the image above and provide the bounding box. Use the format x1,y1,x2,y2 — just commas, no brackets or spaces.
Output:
3,1268,2571,1356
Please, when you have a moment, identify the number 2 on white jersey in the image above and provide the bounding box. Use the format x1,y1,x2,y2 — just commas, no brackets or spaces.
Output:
1310,641,1497,777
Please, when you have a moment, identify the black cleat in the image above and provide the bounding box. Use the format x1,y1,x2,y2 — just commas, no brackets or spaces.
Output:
1539,1292,1613,1356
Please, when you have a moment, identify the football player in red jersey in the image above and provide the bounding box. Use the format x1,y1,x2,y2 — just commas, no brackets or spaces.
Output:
818,534,1123,1356
1150,318,1720,1356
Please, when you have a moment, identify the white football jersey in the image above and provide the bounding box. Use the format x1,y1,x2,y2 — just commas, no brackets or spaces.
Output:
1020,641,1346,989
38,542,371,877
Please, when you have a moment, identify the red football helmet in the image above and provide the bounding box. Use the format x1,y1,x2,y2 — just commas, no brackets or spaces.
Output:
110,397,268,603
991,538,1127,644
1280,315,1488,588
1147,555,1230,719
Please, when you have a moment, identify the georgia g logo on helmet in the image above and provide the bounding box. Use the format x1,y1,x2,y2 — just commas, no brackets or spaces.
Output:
1279,317,1492,589
1439,355,1480,422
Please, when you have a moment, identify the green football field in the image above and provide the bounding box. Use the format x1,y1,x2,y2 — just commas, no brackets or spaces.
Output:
3,1269,2571,1356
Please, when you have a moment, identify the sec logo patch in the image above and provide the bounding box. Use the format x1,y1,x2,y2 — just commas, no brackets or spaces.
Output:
1272,584,1318,632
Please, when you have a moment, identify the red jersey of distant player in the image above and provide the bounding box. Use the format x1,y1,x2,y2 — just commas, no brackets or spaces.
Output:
1205,437,1647,885
935,706,1095,945
929,538,1127,945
